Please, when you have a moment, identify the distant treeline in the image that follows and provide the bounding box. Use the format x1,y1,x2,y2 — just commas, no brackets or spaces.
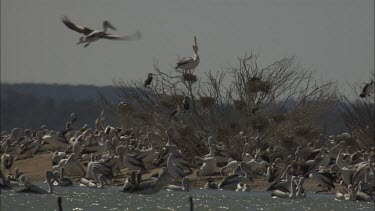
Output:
0,83,347,134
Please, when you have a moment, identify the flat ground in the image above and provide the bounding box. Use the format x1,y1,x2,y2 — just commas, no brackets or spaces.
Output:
5,152,345,193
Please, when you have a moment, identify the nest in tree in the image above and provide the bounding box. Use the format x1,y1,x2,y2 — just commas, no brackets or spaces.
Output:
182,73,197,83
272,114,286,123
233,100,247,111
160,94,184,109
246,80,272,93
200,96,215,108
295,125,311,137
132,112,153,122
250,114,269,131
116,103,134,114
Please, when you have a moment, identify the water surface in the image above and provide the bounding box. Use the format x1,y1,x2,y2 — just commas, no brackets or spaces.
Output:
1,184,374,211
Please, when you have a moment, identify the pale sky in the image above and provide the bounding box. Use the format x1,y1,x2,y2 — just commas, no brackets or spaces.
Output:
1,0,374,88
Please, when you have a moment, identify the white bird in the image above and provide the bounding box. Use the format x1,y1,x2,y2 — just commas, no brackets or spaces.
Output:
175,36,200,72
194,156,217,176
61,16,141,47
167,153,186,181
296,176,306,198
218,162,254,191
271,176,297,198
359,80,374,98
166,177,191,192
1,146,14,171
15,171,54,194
128,167,172,194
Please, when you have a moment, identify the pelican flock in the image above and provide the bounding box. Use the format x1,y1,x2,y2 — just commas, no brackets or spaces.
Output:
0,110,374,204
0,14,374,211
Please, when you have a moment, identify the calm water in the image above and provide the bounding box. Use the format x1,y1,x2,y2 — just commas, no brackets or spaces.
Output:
1,184,374,211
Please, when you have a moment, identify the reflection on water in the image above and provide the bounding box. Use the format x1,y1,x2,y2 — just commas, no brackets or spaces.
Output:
1,184,374,211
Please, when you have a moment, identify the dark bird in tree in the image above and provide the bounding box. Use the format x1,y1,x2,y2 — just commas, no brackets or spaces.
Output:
182,96,190,113
144,73,154,88
250,76,261,82
360,80,374,98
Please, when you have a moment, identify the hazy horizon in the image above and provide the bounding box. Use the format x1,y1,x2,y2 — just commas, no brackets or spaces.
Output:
1,0,374,90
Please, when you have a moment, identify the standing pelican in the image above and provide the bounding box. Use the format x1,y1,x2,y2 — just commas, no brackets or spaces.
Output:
166,177,191,192
61,16,141,47
128,167,172,194
175,36,200,72
359,80,374,98
15,171,54,194
271,176,297,198
218,162,253,190
1,146,14,171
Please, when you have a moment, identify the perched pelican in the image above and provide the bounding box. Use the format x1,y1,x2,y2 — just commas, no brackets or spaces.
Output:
220,159,239,176
53,153,85,177
267,165,292,192
355,181,374,202
166,177,191,192
53,167,73,187
175,36,200,72
218,162,253,191
359,80,374,98
80,169,106,188
330,164,353,186
61,16,141,47
167,153,186,181
271,176,297,198
16,171,54,194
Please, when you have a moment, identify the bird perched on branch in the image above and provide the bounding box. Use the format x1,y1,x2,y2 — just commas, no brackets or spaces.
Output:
144,73,154,88
175,36,200,72
359,80,374,98
61,16,141,47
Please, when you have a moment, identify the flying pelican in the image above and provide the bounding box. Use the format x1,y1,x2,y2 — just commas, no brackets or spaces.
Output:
61,16,141,47
15,171,54,194
359,80,374,98
175,36,200,72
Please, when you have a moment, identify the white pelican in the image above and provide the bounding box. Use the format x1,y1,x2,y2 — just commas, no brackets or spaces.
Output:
167,153,186,181
175,36,200,72
53,167,73,187
271,176,297,198
355,181,374,202
220,158,239,176
118,145,147,172
15,171,54,194
336,149,350,169
335,185,354,201
236,183,251,192
359,80,374,98
309,169,335,193
166,177,191,192
80,169,106,188
1,146,14,171
53,153,85,177
296,176,306,198
128,167,172,194
194,156,217,176
330,164,353,186
267,165,292,192
61,16,141,47
218,162,254,191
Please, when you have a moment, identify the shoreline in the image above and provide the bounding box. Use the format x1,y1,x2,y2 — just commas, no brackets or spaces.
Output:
5,152,345,193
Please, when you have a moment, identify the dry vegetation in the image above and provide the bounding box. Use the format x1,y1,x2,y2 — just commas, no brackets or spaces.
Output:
107,53,347,162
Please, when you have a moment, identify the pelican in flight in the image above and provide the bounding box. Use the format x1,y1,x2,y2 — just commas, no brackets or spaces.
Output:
175,36,200,72
61,16,141,47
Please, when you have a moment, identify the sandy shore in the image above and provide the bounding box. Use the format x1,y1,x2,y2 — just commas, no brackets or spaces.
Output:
5,152,344,193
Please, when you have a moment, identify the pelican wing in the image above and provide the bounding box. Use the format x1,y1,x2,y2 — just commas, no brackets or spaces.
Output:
103,31,141,40
61,16,93,35
176,57,193,67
